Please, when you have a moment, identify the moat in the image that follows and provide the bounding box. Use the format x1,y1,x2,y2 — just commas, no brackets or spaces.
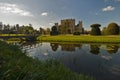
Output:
17,42,120,80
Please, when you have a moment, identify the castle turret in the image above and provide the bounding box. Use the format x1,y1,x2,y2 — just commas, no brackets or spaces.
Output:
0,22,3,31
75,21,84,34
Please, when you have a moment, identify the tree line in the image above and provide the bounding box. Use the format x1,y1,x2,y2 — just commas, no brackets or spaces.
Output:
90,22,120,35
0,23,51,35
0,22,119,36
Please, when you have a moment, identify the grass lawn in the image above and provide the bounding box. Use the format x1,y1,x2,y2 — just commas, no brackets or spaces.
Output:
37,35,120,43
0,34,26,36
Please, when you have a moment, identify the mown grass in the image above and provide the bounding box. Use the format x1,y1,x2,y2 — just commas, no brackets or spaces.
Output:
0,34,26,36
37,35,120,43
0,41,95,80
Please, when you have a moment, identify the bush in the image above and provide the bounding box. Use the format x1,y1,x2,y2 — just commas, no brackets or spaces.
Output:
107,22,119,35
90,24,101,35
73,32,80,35
50,26,59,36
50,31,59,36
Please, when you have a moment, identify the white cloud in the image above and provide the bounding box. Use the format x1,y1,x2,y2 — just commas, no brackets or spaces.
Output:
49,22,54,26
0,3,33,17
41,12,48,16
102,6,115,12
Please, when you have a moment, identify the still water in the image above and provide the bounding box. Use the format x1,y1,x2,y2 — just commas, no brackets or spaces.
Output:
20,42,120,80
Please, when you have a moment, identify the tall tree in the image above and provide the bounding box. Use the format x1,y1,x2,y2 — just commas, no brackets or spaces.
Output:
90,24,101,35
102,27,107,35
107,22,119,35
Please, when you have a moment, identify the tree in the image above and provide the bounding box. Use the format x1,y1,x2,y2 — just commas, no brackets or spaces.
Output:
45,28,50,35
50,26,59,35
102,27,107,35
90,24,101,35
39,27,45,35
21,24,34,34
107,22,119,35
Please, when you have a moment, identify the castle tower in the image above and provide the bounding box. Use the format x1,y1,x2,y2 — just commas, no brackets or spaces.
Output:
78,21,83,33
75,21,84,33
61,19,75,34
0,22,3,30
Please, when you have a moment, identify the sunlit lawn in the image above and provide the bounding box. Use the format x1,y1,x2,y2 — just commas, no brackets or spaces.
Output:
38,35,120,43
0,34,26,36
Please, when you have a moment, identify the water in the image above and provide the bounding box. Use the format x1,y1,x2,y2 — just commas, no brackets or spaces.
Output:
21,42,120,80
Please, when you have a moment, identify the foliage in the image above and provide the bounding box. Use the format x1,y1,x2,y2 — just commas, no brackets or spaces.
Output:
22,25,34,34
102,27,107,35
91,24,101,28
73,32,80,35
0,41,94,80
90,24,101,35
50,26,59,36
107,22,119,35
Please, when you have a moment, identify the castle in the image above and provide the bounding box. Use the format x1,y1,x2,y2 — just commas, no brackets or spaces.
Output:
52,19,84,34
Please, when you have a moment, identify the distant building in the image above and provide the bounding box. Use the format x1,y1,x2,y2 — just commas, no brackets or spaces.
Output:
0,22,3,31
61,19,75,34
52,19,84,34
75,21,84,34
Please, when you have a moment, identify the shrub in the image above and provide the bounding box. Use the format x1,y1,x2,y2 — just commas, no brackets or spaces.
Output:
107,22,119,35
73,32,80,35
50,26,59,36
90,24,101,35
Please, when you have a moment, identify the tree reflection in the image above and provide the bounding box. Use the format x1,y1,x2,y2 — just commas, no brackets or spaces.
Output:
106,45,119,54
50,43,59,51
60,44,75,52
60,44,82,52
90,44,101,55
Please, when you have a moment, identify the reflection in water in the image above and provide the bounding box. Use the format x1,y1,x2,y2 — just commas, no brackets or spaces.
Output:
50,43,59,51
50,43,83,52
90,44,101,55
60,44,76,52
106,45,119,54
9,42,120,80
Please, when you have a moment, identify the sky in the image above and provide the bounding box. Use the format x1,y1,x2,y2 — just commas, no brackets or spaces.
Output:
0,0,120,30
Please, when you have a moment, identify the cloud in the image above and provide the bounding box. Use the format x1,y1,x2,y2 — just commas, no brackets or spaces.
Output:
49,22,54,26
41,12,48,16
0,3,33,17
102,6,115,11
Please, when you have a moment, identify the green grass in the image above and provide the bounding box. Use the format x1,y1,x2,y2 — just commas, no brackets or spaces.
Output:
0,41,95,80
37,35,120,43
0,34,26,36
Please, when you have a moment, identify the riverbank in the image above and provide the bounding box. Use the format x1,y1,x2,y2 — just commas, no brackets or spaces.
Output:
0,41,94,80
37,35,120,43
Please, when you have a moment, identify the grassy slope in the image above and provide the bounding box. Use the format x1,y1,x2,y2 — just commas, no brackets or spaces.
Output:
0,41,94,80
37,35,120,43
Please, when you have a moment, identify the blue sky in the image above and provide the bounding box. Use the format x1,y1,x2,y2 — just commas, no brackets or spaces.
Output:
0,0,120,30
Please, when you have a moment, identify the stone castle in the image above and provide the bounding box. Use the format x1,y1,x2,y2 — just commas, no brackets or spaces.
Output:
52,19,84,34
